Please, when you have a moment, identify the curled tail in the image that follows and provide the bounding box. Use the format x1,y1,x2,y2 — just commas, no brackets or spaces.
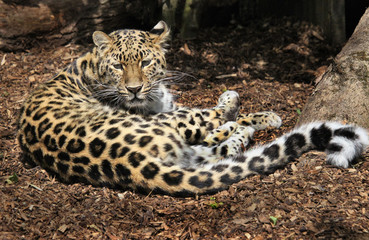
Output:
241,122,368,174
150,122,368,196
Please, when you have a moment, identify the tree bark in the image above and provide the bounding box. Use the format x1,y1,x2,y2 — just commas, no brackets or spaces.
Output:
298,8,369,128
0,0,160,51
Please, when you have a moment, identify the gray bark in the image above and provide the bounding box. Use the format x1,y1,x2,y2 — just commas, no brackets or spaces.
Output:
298,8,369,128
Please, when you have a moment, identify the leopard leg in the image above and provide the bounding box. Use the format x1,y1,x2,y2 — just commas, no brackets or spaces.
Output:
212,90,240,121
202,121,238,146
152,91,241,145
215,125,255,158
237,111,282,130
189,123,255,165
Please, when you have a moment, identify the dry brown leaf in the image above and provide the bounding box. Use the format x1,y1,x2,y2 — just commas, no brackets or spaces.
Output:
180,43,193,56
1,54,6,65
232,217,252,225
258,214,270,224
284,188,301,193
291,163,298,172
58,224,68,233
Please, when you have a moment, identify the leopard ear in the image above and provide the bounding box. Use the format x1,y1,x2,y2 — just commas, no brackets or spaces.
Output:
150,21,170,46
92,31,112,52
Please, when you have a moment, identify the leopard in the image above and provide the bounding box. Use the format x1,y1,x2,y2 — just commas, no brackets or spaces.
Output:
17,21,369,197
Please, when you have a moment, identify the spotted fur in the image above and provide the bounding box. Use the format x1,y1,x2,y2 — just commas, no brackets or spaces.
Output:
18,21,369,197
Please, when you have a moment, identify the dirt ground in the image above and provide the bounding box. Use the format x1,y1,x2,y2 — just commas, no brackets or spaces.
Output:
1,18,369,239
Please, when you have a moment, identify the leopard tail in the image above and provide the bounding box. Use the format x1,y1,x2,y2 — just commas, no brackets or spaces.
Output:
149,122,368,196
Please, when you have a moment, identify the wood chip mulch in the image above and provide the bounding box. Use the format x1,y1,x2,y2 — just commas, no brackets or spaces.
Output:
1,18,369,239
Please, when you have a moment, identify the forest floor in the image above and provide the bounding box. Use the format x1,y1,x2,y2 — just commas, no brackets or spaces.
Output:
1,18,369,239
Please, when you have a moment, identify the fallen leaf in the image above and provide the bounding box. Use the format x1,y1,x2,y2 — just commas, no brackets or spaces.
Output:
291,163,298,172
1,54,6,65
180,43,193,56
58,224,68,233
5,173,18,184
258,214,270,223
232,217,252,225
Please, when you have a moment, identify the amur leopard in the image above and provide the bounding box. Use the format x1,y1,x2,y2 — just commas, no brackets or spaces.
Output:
18,21,369,196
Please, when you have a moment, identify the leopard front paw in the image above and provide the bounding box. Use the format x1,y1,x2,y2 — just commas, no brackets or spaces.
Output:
203,121,238,146
216,125,255,158
237,111,282,130
215,91,240,121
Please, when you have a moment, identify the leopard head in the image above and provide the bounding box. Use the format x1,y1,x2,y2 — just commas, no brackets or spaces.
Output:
91,21,171,113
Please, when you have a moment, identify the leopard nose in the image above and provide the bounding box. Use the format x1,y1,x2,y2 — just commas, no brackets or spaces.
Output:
126,85,143,94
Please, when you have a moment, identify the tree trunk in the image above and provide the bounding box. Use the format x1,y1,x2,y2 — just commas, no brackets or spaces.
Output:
298,8,369,128
162,0,238,39
0,0,160,51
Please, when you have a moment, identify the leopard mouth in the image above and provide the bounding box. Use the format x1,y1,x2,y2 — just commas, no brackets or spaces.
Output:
129,97,145,105
126,96,149,110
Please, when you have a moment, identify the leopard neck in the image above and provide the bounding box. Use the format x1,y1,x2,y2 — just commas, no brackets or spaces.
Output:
63,48,100,90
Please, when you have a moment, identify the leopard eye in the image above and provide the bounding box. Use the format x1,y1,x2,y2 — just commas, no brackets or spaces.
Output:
141,59,151,68
113,64,123,70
